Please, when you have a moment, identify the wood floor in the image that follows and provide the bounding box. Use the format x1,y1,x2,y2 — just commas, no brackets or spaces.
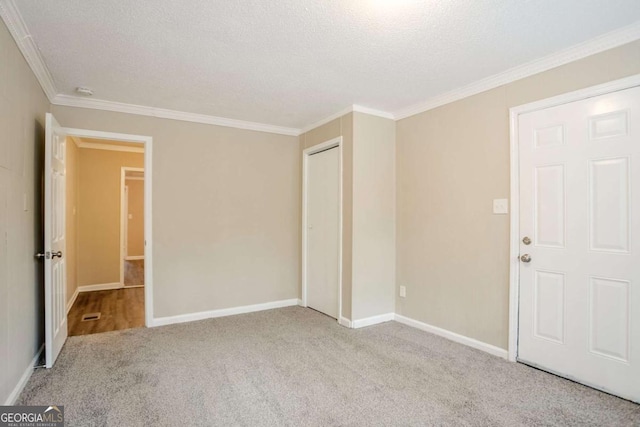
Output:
124,259,144,286
68,288,145,336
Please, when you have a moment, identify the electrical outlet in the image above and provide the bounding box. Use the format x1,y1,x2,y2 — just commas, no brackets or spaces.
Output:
399,286,406,298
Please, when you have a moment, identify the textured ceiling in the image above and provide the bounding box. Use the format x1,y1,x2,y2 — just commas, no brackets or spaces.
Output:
13,0,640,128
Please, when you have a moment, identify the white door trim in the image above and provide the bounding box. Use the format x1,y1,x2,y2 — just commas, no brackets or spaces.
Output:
63,127,153,327
508,73,640,362
120,167,144,286
301,137,343,322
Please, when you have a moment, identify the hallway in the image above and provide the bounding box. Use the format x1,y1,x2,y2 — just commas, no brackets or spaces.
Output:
67,288,145,336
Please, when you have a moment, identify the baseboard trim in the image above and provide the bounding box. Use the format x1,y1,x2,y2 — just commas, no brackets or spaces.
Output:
151,298,300,327
338,317,352,328
351,312,395,329
394,314,508,359
125,255,144,261
4,344,44,405
78,282,123,292
66,287,79,314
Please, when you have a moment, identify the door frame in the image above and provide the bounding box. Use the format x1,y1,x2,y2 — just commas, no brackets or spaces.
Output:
508,73,640,362
301,137,344,323
119,167,145,286
63,127,154,327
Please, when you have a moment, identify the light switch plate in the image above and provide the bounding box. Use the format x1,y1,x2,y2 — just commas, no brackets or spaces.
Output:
399,286,406,298
493,199,508,214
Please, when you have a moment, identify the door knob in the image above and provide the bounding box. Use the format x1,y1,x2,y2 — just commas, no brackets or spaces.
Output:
520,254,532,263
51,251,63,259
35,252,48,259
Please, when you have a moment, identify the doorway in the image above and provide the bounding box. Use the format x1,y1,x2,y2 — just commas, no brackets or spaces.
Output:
120,167,145,287
302,137,342,320
509,75,640,402
43,113,153,367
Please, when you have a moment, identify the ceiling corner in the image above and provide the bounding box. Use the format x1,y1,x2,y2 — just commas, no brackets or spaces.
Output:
0,0,58,101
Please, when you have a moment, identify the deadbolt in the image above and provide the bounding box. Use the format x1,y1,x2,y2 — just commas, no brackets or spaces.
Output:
522,236,531,245
51,251,63,259
520,254,532,263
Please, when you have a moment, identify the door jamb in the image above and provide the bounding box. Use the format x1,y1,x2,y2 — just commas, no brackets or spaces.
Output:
63,127,153,327
301,136,344,323
508,73,640,362
120,167,144,286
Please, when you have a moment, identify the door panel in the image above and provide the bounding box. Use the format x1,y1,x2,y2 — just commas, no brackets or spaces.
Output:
306,147,339,319
44,113,68,368
518,85,640,402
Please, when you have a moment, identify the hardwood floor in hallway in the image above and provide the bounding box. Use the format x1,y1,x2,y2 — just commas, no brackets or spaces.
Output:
124,259,145,286
68,288,145,336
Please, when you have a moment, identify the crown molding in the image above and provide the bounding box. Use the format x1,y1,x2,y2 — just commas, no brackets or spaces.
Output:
74,138,145,154
394,20,640,120
351,105,395,120
300,104,395,134
52,95,301,136
0,0,57,101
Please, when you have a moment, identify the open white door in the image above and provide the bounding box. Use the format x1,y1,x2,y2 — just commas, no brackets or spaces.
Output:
43,113,68,368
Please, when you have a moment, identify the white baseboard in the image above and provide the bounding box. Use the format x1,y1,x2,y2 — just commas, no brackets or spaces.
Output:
78,282,123,292
151,298,300,327
338,317,352,328
125,255,144,261
352,312,395,329
4,344,44,405
394,314,508,359
66,287,79,314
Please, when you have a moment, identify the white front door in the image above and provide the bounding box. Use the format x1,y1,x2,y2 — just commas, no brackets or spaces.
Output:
518,85,640,402
306,146,340,319
44,113,68,368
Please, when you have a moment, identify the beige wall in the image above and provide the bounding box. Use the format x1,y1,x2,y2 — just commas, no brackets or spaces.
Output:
0,20,49,404
351,112,396,320
126,178,144,257
77,149,143,285
396,40,640,349
65,138,79,304
51,105,301,318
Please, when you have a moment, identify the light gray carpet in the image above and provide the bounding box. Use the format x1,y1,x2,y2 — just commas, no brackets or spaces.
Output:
19,307,640,426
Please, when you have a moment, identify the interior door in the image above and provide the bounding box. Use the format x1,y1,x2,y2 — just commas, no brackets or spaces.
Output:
518,85,640,402
44,113,68,368
306,146,339,319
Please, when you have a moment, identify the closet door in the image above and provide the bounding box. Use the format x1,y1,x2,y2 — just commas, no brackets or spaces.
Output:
306,146,340,319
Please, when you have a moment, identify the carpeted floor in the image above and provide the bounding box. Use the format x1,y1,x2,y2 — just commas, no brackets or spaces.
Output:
19,307,639,426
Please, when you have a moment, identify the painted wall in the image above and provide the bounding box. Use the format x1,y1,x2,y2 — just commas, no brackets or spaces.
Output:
50,105,301,318
0,20,49,404
77,149,143,286
65,138,79,305
351,112,395,320
396,40,640,349
126,178,144,257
